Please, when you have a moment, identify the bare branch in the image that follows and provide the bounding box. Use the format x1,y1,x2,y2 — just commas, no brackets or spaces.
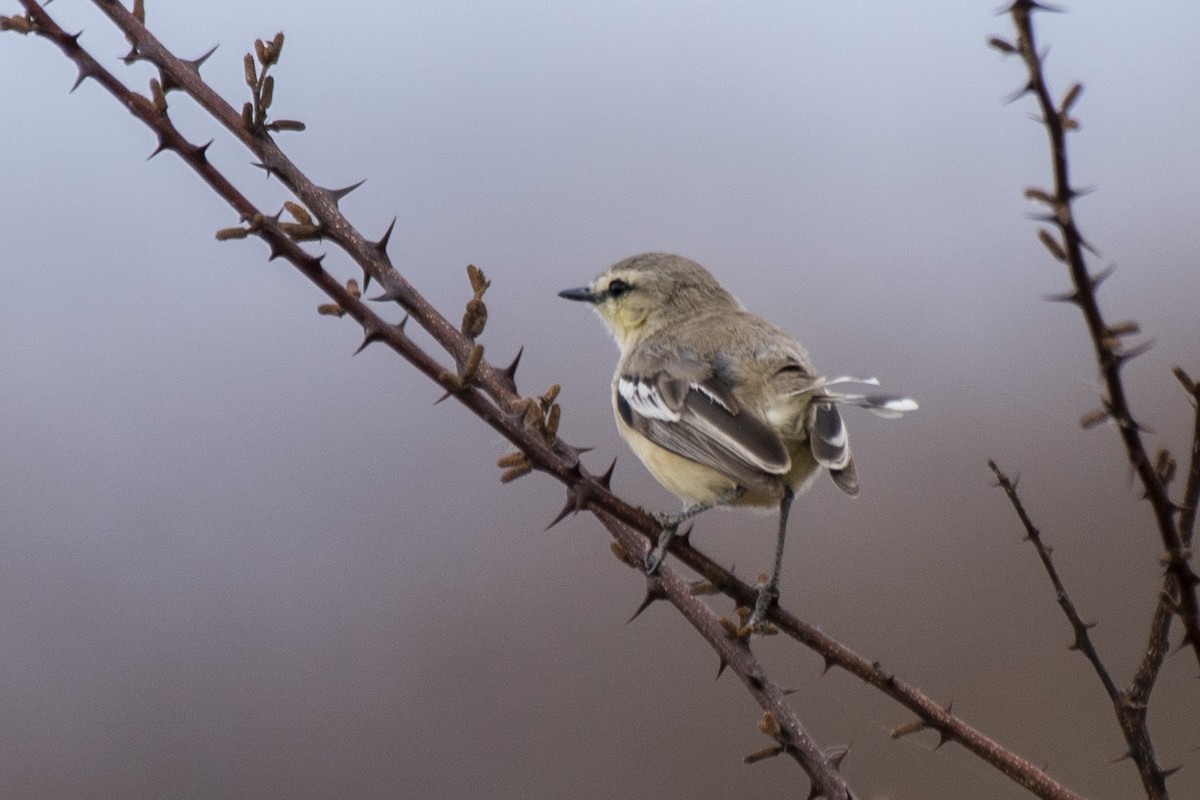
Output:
1175,367,1200,546
989,461,1170,799
1006,0,1200,670
988,462,1119,698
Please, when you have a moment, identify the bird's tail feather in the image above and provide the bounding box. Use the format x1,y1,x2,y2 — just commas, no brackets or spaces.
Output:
818,376,919,419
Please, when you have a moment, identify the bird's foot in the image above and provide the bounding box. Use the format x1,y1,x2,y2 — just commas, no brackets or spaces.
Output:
739,575,780,636
644,511,682,574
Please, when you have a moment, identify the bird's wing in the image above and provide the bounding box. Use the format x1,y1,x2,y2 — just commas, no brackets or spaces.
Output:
616,354,791,497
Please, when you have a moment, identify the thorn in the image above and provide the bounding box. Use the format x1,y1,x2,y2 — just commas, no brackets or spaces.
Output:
1027,1,1066,13
821,654,836,676
361,218,397,292
369,285,406,303
545,484,587,530
1043,289,1081,304
934,729,953,750
353,328,385,355
827,744,850,770
499,346,524,393
325,179,366,205
1158,765,1183,780
558,443,593,461
1003,79,1036,105
1090,263,1116,289
1078,235,1101,264
1116,339,1155,367
396,315,410,334
1170,627,1198,656
374,216,397,258
1172,365,1197,396
251,161,278,180
597,458,617,490
191,139,213,163
71,66,94,93
188,44,219,73
266,239,286,261
715,654,729,679
627,580,666,622
147,136,172,160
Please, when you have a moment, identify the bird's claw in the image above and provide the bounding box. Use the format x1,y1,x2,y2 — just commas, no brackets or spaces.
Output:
644,513,680,574
739,582,780,636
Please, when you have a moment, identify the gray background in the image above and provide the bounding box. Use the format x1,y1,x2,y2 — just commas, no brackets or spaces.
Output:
2,2,1198,798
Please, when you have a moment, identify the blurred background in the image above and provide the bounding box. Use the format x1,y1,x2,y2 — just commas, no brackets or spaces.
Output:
2,2,1198,798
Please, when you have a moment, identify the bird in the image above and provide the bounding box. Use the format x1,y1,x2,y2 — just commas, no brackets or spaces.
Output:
559,253,916,632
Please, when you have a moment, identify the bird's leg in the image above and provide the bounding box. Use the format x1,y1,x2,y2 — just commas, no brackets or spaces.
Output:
644,486,746,573
745,485,795,632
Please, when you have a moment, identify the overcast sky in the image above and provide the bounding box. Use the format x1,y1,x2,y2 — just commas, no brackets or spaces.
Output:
2,2,1199,798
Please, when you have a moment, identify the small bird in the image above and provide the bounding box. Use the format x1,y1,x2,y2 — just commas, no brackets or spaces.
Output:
559,253,916,631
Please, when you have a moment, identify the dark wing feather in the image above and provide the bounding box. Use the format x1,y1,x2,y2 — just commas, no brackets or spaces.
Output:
618,372,789,498
809,401,858,496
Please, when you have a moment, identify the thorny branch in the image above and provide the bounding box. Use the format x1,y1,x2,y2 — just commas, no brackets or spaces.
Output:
1001,0,1200,675
987,2,1200,798
989,462,1174,800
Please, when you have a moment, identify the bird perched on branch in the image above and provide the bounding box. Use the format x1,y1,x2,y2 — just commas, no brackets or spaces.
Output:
559,253,916,632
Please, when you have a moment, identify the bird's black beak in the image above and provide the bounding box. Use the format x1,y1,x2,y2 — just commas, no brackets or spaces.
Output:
558,286,598,304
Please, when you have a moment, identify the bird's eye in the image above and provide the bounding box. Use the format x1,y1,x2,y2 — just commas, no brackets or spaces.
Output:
607,279,631,299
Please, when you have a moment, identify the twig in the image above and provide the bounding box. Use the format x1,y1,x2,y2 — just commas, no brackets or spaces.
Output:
1004,0,1200,671
989,461,1170,799
1127,370,1200,767
988,463,1118,696
1175,368,1200,546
